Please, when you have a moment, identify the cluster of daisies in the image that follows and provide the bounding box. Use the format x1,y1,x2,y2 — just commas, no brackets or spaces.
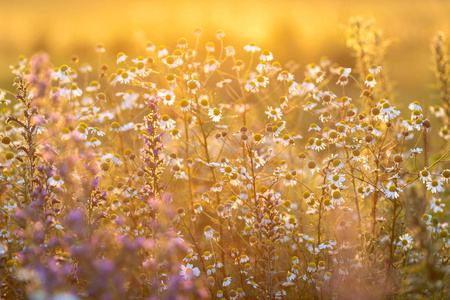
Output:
0,25,449,299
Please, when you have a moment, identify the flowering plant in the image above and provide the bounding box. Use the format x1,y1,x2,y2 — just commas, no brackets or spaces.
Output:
0,18,449,299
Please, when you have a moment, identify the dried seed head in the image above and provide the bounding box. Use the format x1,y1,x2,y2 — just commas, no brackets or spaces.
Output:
5,152,14,160
371,107,380,116
1,136,11,145
394,154,403,163
166,73,175,81
307,161,316,169
365,134,374,143
346,110,355,117
100,162,110,172
329,131,338,139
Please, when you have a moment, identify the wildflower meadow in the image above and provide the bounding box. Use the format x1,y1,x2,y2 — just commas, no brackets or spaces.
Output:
0,17,449,299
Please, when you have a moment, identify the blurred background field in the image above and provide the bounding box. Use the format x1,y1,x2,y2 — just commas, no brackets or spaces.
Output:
0,0,449,104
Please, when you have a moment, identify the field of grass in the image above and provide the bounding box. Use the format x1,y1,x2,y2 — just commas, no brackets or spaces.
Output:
0,1,449,299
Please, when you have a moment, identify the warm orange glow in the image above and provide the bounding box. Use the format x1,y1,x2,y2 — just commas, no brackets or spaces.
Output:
1,2,450,298
1,0,450,103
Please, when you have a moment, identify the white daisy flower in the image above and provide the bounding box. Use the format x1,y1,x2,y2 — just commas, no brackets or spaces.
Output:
397,234,413,251
54,65,71,81
48,175,64,188
277,70,294,82
222,277,232,287
225,46,235,56
318,239,336,250
308,123,321,131
244,42,261,53
339,67,352,76
183,254,198,262
260,49,273,61
364,74,376,87
409,251,423,264
265,107,282,120
170,128,181,139
179,263,200,280
69,84,83,97
255,75,269,87
327,173,346,187
0,229,10,239
204,226,215,240
117,71,132,84
369,66,382,74
161,91,175,106
208,108,222,122
187,78,201,94
89,127,105,137
379,100,401,121
331,190,344,205
180,99,191,112
116,52,127,64
245,81,259,93
419,169,432,183
286,272,296,281
160,115,176,131
307,262,317,273
426,180,444,194
410,148,423,157
239,254,249,263
202,251,213,260
408,101,422,111
430,197,445,213
310,138,326,151
385,183,402,199
157,46,168,58
302,101,317,111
